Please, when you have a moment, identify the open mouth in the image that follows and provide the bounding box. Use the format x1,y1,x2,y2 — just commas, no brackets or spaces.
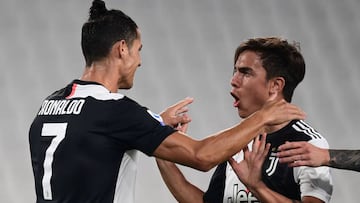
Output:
230,92,240,107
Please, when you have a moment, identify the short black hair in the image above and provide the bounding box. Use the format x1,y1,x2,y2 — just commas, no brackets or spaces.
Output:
234,37,305,102
81,0,138,66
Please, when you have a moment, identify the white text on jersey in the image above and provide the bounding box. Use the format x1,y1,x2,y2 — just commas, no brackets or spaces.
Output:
38,99,85,115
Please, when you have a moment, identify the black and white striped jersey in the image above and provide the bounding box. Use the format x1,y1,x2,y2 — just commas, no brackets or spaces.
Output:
204,120,333,203
29,80,176,203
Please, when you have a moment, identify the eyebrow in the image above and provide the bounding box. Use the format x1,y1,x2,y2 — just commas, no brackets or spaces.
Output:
139,44,143,51
236,66,252,72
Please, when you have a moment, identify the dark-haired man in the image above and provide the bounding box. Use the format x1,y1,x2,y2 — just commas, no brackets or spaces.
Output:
28,1,305,203
157,37,332,203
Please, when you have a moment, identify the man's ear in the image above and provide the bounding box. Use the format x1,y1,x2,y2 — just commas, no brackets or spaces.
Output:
113,40,128,58
269,77,285,96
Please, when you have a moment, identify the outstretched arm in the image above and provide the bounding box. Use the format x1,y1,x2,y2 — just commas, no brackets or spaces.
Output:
155,98,306,171
277,142,360,172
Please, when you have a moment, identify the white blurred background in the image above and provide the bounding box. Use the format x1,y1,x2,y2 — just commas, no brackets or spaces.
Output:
1,0,359,202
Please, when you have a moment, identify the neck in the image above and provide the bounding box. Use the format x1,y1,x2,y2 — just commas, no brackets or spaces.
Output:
264,120,291,134
81,61,119,92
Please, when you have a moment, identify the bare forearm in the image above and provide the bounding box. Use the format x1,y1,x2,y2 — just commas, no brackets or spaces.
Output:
155,99,305,171
196,111,266,169
155,111,266,171
328,150,360,172
156,159,204,203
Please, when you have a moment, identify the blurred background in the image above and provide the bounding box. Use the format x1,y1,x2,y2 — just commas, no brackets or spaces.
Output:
1,0,359,202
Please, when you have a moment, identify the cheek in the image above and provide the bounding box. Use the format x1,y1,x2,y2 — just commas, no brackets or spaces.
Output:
131,50,140,60
241,84,268,105
130,54,140,68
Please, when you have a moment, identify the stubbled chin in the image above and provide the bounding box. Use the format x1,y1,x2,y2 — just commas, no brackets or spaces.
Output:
237,108,250,119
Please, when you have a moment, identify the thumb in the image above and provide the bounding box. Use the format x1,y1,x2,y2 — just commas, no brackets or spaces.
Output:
228,157,237,168
175,113,191,125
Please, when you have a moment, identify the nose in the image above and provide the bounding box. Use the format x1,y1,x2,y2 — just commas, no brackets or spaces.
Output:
230,73,239,87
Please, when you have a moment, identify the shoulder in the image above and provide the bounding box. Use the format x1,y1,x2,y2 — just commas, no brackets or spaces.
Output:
67,81,145,111
291,120,329,148
290,120,319,135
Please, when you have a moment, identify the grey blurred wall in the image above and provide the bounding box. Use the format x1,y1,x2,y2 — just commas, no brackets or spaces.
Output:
1,0,359,202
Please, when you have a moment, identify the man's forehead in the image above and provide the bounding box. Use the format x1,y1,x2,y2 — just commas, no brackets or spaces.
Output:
236,52,261,65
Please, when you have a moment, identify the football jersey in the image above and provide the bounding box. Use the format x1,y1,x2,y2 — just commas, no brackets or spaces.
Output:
203,120,333,203
29,80,176,203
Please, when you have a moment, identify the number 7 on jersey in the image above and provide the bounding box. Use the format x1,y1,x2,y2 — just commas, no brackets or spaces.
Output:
41,123,68,200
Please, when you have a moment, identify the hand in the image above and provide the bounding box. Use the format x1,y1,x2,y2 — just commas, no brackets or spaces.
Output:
277,141,330,167
228,133,270,190
259,98,306,126
160,97,193,133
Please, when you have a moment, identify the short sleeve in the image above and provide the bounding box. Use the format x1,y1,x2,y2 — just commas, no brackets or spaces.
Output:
106,97,176,156
294,139,333,202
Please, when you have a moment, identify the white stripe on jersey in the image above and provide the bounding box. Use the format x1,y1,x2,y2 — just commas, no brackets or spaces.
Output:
67,84,125,100
292,120,322,139
113,150,139,203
